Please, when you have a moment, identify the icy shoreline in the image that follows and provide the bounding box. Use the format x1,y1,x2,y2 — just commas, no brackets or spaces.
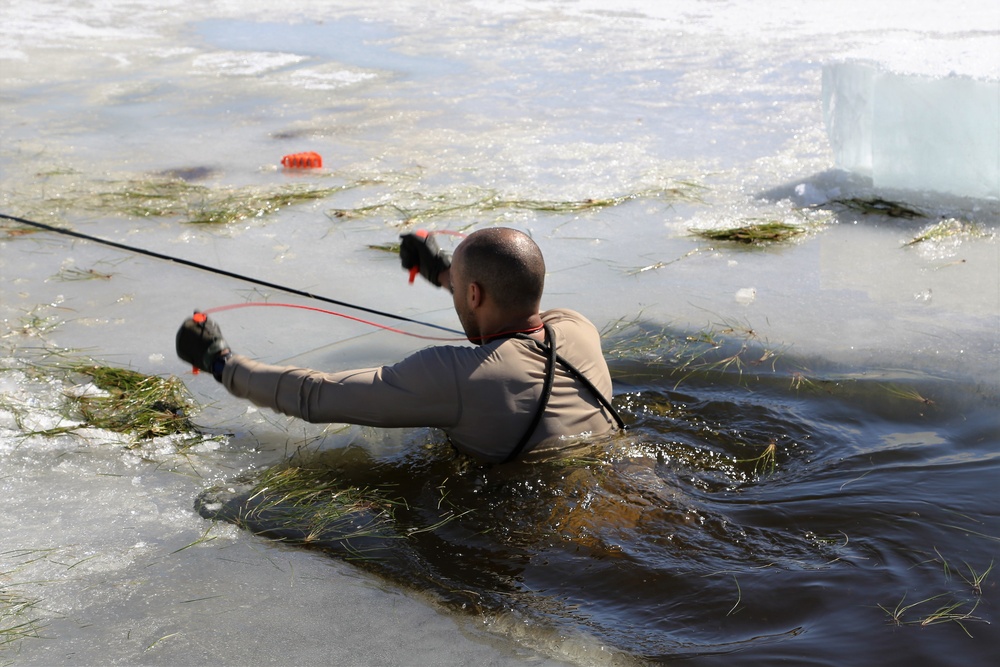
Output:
2,1,998,664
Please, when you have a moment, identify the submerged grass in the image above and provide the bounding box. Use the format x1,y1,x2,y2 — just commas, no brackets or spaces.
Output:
329,182,705,226
882,384,936,407
367,242,401,254
626,247,706,275
2,307,63,339
29,174,351,225
203,462,474,561
829,197,926,219
602,315,786,387
230,465,401,555
789,371,826,393
737,440,779,477
613,320,781,386
1,226,42,239
17,170,703,233
185,186,346,225
52,264,117,282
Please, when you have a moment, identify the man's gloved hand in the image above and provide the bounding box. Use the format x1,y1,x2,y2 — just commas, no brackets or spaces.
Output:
176,312,231,381
400,230,451,287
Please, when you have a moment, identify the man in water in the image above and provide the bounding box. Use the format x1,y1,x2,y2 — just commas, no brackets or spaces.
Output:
176,227,622,463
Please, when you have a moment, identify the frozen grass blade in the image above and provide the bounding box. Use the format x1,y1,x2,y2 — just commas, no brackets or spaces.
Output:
52,265,116,282
933,546,952,581
625,248,706,275
0,590,46,650
144,632,179,652
367,242,401,254
904,218,984,246
1,552,49,652
170,527,219,554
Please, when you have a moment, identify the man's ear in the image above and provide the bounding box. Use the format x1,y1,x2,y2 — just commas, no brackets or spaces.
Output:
468,281,483,308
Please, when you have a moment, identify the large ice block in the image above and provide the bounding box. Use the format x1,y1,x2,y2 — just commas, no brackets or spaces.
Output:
823,61,999,200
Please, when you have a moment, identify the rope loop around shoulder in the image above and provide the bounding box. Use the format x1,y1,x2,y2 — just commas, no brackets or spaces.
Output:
502,324,626,463
503,324,558,463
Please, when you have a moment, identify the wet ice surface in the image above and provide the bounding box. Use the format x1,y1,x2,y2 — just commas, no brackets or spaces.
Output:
1,359,570,666
1,0,998,665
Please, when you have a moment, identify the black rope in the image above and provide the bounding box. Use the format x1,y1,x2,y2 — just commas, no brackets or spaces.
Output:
503,324,627,462
550,350,626,430
0,212,463,335
504,323,558,463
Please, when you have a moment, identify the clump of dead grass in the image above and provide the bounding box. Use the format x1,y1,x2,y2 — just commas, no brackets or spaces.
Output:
689,221,805,245
68,364,196,440
19,362,203,448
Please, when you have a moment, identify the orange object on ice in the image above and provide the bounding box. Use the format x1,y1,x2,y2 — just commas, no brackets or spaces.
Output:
281,152,323,169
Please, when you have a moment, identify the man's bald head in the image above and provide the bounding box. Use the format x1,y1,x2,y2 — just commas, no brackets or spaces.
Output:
452,228,545,314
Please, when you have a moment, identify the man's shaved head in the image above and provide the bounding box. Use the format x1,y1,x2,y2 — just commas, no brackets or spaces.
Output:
452,227,545,313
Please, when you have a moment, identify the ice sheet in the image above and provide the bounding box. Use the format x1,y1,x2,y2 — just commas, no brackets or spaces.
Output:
824,61,1000,199
1,1,998,665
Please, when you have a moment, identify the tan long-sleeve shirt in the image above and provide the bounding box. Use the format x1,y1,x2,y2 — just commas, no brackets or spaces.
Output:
222,308,618,462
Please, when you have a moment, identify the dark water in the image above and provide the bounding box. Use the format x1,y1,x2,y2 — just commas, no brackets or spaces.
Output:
197,325,999,665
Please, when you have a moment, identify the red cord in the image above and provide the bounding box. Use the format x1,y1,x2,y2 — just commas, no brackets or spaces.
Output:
203,302,464,341
200,301,545,343
197,230,552,345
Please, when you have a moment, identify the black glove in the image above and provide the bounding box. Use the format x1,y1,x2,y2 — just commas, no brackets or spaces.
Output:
400,230,451,287
176,312,231,380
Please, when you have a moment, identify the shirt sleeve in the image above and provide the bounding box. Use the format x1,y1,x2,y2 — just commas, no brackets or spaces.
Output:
222,347,465,428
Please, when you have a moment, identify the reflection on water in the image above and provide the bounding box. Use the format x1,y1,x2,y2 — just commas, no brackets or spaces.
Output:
197,325,999,665
195,18,461,78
